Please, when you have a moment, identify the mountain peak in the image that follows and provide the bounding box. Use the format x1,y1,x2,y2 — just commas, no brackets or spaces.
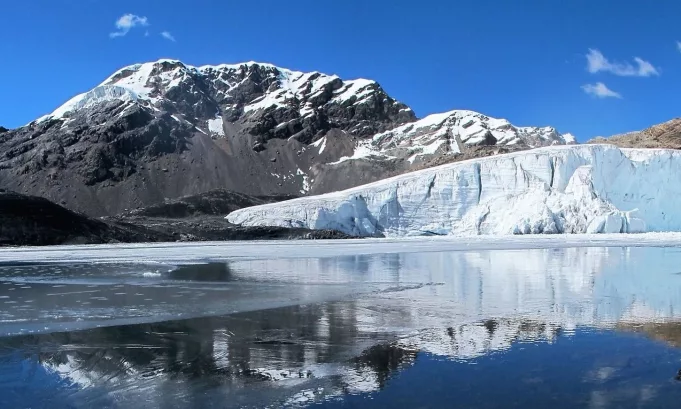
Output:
30,59,399,131
367,109,575,165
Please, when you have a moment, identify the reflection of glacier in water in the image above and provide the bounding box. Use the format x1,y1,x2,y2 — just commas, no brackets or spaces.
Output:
232,246,681,328
2,246,681,408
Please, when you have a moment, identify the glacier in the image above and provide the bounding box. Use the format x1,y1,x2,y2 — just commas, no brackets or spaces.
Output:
35,85,138,123
227,144,681,236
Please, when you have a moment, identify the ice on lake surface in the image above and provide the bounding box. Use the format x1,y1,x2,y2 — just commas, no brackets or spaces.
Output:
2,237,681,408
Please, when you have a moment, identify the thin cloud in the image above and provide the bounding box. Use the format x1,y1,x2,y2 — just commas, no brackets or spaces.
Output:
160,31,176,42
677,41,681,53
581,82,622,99
110,14,149,38
585,49,658,77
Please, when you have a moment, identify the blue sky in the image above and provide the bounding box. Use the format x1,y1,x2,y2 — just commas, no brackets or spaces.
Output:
2,0,680,140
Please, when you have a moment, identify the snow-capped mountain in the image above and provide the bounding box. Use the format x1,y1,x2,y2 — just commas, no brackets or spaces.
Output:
227,144,680,237
0,59,574,216
320,110,576,169
371,110,575,159
32,59,414,141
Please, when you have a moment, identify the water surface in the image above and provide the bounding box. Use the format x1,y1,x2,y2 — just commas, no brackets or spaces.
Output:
1,245,681,408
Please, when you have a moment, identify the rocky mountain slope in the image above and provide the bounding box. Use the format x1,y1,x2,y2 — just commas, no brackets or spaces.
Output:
105,189,349,242
0,190,350,246
227,144,678,237
0,59,574,217
588,118,681,148
119,189,296,218
0,191,167,245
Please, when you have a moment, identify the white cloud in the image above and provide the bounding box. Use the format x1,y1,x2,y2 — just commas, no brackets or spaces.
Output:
585,49,659,77
677,41,681,53
581,82,622,99
109,14,149,38
160,31,176,42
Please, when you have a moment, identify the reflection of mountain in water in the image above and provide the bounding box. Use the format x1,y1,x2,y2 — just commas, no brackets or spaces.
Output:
2,309,564,408
3,246,681,407
230,246,681,330
1,303,419,408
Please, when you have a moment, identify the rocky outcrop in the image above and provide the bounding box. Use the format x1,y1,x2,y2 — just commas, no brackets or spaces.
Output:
587,118,681,149
0,191,167,246
0,191,350,246
120,189,297,218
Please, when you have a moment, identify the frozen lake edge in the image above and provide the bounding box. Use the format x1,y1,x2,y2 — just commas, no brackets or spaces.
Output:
3,232,681,264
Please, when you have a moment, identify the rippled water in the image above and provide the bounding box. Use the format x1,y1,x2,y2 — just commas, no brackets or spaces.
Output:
2,245,681,408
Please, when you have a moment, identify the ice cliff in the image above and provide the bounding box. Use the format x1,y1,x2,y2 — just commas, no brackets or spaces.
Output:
227,145,681,236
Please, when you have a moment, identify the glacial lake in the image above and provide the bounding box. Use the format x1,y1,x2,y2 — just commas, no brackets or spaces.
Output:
2,238,681,408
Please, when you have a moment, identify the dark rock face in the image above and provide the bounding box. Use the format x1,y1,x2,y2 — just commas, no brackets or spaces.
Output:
0,61,415,217
205,64,413,144
470,130,498,146
0,191,166,246
109,215,353,242
0,191,352,246
122,189,297,218
105,189,354,241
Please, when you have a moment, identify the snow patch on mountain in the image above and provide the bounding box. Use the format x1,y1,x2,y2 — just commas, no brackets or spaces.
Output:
560,133,576,144
35,86,138,123
207,116,225,136
311,136,327,154
227,145,678,237
243,89,289,113
296,167,311,194
100,62,163,101
331,79,376,105
328,141,394,165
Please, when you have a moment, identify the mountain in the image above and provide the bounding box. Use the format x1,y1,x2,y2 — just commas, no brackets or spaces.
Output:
588,118,681,149
0,59,574,216
369,109,574,162
226,144,680,237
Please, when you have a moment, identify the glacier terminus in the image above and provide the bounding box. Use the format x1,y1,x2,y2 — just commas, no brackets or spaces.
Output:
227,144,678,236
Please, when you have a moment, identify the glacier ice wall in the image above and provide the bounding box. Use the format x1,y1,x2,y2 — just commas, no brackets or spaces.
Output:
227,145,681,236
